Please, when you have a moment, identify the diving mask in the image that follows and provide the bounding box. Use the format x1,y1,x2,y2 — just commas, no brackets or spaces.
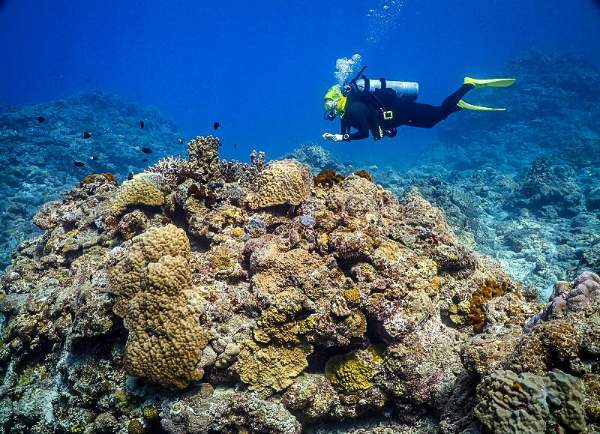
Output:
324,99,337,120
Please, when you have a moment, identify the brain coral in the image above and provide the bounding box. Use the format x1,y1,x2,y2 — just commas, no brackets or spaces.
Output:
108,224,207,389
107,174,165,220
475,369,587,434
248,159,312,208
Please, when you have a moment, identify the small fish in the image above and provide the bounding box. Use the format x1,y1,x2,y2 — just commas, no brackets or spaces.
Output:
90,156,98,161
73,161,85,167
83,131,92,139
141,147,152,154
37,116,45,123
139,120,145,129
178,138,184,144
127,172,134,180
213,121,220,130
142,158,148,162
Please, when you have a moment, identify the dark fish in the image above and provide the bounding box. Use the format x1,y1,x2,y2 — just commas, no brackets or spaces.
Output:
142,158,148,162
141,147,152,154
213,121,220,130
83,131,92,139
178,138,184,144
127,172,134,180
89,156,98,161
37,116,45,123
73,161,85,167
140,120,145,129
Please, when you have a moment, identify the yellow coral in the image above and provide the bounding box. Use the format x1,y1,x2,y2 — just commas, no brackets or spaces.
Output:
108,225,207,389
343,288,361,305
325,346,383,394
248,159,312,209
108,176,165,219
230,226,245,238
237,340,309,395
373,239,403,262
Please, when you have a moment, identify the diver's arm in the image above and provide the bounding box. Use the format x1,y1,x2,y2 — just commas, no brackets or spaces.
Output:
343,103,370,141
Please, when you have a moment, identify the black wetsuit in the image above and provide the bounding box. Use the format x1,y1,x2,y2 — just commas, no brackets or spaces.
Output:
340,84,474,141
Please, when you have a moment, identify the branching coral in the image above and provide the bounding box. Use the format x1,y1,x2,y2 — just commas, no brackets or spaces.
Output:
449,278,508,332
145,156,195,186
314,169,345,187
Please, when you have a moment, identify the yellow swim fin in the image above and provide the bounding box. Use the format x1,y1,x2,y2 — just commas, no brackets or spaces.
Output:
457,99,506,111
464,77,516,88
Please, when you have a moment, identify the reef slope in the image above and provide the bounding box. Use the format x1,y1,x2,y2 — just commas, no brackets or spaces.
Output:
0,136,598,433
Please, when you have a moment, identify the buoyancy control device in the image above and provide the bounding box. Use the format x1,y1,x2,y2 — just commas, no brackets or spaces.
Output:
343,66,419,139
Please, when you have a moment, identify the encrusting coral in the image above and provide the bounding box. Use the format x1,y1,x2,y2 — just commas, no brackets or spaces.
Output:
0,134,598,433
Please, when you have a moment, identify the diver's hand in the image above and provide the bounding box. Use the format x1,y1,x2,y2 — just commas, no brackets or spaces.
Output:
322,133,344,142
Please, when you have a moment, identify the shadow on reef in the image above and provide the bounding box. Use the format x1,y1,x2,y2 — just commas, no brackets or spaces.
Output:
0,92,184,271
0,133,598,433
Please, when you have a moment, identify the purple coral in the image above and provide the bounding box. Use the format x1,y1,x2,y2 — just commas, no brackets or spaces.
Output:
524,271,600,331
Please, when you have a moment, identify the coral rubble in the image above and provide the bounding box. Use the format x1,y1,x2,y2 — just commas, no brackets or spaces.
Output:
0,133,597,433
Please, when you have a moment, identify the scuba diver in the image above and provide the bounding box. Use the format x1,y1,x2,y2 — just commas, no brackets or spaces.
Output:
322,66,515,142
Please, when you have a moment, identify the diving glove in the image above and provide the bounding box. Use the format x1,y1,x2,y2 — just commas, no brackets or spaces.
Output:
323,133,344,142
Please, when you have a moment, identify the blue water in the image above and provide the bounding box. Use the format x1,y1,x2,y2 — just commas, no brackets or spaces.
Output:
1,0,599,165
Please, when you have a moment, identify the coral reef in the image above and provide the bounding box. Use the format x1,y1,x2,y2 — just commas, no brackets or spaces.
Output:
475,369,586,433
0,131,597,433
0,92,183,270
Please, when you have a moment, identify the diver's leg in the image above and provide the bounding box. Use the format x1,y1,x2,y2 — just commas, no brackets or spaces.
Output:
396,85,474,129
441,84,474,114
402,103,446,128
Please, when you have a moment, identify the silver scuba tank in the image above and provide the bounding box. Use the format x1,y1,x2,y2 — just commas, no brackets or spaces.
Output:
354,78,419,101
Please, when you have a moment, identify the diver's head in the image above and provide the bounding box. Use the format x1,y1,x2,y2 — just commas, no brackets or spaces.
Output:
323,84,347,121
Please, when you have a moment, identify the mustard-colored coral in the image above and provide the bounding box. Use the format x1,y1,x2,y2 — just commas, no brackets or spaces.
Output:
108,176,165,219
237,340,309,394
325,346,383,394
248,159,312,208
343,288,361,305
253,300,304,345
448,279,508,332
109,225,207,389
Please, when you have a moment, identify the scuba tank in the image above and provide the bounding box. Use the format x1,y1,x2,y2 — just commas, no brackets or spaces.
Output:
343,66,419,101
352,78,419,101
